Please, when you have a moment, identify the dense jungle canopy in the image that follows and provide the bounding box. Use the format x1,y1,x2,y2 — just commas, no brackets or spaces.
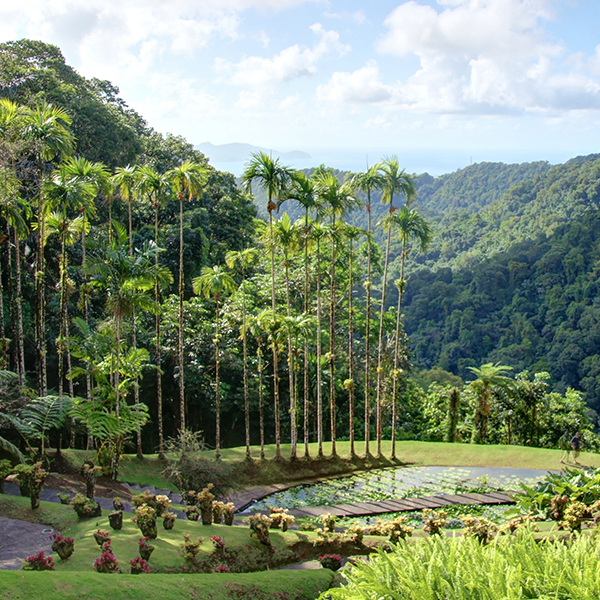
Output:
1,39,599,467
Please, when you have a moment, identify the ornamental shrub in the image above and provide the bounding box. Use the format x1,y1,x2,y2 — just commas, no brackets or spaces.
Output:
129,556,150,574
22,551,54,571
51,533,75,560
318,554,342,571
422,509,447,536
93,550,119,573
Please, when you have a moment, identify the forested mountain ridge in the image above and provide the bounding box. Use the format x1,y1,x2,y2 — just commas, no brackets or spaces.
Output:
400,155,600,414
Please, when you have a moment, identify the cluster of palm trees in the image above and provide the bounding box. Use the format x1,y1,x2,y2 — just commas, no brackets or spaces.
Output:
205,151,434,461
0,99,209,458
1,97,434,463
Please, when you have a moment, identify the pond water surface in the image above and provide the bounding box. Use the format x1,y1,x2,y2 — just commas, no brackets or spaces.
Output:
245,466,550,512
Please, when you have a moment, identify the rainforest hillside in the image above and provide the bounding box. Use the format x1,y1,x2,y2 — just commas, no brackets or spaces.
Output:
2,38,600,456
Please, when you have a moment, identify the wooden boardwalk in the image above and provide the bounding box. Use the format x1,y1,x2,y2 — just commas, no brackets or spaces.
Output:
286,491,514,518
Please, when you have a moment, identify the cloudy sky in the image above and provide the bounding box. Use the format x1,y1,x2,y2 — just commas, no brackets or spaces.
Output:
2,0,600,174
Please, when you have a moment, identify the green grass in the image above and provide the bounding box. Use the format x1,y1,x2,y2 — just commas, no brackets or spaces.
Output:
0,495,79,532
53,509,328,574
0,569,335,600
101,441,600,491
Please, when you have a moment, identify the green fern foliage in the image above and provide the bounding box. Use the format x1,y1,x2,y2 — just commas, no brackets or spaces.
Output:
321,531,600,600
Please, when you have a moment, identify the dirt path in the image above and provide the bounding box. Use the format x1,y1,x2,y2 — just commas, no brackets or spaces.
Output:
0,516,54,570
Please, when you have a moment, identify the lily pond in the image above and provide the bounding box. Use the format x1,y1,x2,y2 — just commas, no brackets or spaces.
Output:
245,466,551,513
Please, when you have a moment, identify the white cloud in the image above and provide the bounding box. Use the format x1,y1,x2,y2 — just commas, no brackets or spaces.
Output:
324,10,367,24
217,22,349,87
366,0,600,114
317,60,394,104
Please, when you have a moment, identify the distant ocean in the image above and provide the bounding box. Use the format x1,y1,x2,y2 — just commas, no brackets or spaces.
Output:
205,147,575,178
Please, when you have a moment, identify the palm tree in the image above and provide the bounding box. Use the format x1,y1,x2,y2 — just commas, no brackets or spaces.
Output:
113,165,144,451
165,161,206,432
22,102,74,396
0,99,29,377
375,157,416,457
272,212,301,458
309,221,327,457
341,223,362,458
257,308,285,459
193,265,236,459
245,314,267,459
225,247,259,461
284,171,317,457
137,165,172,458
42,210,86,398
313,169,357,457
43,159,97,399
242,152,293,460
387,205,432,458
280,312,315,457
86,224,172,423
467,363,513,444
65,157,111,425
353,164,383,456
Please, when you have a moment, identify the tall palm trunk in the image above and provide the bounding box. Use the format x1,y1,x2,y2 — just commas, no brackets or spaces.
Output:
316,236,323,458
257,342,265,460
154,206,165,458
391,242,408,460
241,280,251,460
81,221,94,450
285,258,297,459
57,233,66,398
364,198,373,456
127,199,142,456
375,203,395,456
36,158,47,397
13,226,25,385
178,194,186,431
268,207,281,459
303,215,310,458
6,223,16,373
214,297,222,459
329,226,337,457
348,235,356,457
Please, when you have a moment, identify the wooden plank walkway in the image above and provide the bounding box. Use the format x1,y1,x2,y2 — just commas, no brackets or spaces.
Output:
286,491,515,518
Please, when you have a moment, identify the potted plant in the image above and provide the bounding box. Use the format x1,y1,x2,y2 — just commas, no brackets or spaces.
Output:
155,494,171,517
93,530,111,547
129,556,150,574
22,551,55,571
93,550,119,573
57,492,71,505
13,463,47,510
212,500,224,524
221,502,234,526
318,554,342,571
108,510,123,530
0,459,13,494
72,492,102,518
197,484,215,525
162,511,177,530
138,537,155,561
183,505,200,521
133,504,157,539
81,461,102,499
51,534,75,560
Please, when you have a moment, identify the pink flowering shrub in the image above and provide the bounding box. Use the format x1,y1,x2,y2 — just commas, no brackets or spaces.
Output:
129,556,151,574
22,551,55,571
93,550,119,573
318,553,342,571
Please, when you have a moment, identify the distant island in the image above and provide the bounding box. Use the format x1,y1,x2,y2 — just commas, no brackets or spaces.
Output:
196,142,312,163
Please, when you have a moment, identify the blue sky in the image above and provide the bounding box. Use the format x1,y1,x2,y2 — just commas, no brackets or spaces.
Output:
2,0,600,174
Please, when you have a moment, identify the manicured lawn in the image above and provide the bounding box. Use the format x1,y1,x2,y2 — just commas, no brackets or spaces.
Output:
0,569,335,600
96,441,599,490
